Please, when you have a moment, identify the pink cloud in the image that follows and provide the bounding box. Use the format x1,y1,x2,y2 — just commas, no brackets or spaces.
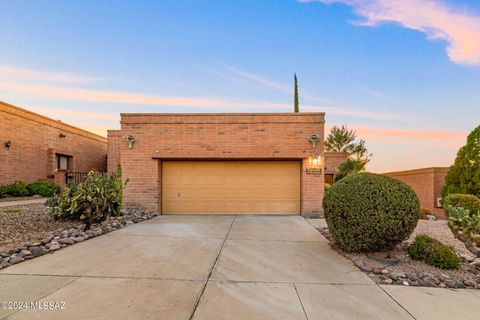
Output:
0,64,104,84
301,0,480,66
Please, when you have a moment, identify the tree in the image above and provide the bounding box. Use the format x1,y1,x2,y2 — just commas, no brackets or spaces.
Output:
335,158,366,181
443,125,480,196
325,125,371,163
294,73,299,113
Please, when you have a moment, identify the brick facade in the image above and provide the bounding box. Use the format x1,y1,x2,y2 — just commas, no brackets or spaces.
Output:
384,167,449,218
110,113,325,215
324,151,348,183
0,101,107,185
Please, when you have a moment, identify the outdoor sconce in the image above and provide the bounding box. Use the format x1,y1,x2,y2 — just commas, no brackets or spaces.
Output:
308,154,323,168
5,140,11,149
308,133,320,149
123,135,136,149
59,133,66,138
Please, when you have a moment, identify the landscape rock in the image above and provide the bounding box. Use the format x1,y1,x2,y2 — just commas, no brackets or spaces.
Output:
29,246,45,257
19,249,32,257
9,255,25,264
58,238,75,245
49,244,60,251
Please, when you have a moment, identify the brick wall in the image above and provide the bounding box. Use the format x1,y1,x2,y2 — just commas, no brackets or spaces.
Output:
0,101,107,185
324,151,348,180
107,130,121,173
384,167,449,219
115,113,325,215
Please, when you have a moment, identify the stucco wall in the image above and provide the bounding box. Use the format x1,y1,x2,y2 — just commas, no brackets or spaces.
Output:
0,101,107,185
115,113,325,214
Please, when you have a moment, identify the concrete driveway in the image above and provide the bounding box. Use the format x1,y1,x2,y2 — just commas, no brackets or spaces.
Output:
1,216,479,320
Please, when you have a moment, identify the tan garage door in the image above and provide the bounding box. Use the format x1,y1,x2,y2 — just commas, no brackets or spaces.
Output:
162,161,300,215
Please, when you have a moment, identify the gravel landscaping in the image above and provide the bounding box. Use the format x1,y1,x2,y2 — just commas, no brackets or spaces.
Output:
0,195,43,203
0,203,157,271
316,219,480,289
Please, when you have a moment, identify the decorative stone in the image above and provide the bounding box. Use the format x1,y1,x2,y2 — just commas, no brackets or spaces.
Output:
8,248,19,254
72,236,85,243
381,269,389,275
29,246,45,257
49,244,60,251
390,272,406,281
402,281,409,286
407,274,419,282
19,249,32,257
58,238,75,245
445,280,456,288
383,278,393,284
460,254,475,262
464,279,476,287
0,252,9,258
9,255,25,264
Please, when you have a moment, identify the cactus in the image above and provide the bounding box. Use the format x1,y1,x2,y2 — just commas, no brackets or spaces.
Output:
447,205,480,257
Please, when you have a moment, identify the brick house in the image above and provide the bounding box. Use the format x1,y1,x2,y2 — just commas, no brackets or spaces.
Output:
108,113,325,215
324,151,348,184
383,167,449,218
0,101,107,186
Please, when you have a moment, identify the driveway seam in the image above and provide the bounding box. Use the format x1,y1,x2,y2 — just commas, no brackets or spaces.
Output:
188,216,237,320
293,283,309,320
377,284,418,320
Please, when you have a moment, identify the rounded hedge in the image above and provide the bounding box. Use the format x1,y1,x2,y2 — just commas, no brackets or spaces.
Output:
323,173,420,252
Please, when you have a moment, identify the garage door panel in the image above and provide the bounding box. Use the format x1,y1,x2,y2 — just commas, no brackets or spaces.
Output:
162,161,300,215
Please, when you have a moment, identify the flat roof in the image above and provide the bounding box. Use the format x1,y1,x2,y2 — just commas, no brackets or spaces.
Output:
0,100,107,143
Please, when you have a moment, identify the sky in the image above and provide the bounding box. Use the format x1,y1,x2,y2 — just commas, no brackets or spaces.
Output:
0,0,479,173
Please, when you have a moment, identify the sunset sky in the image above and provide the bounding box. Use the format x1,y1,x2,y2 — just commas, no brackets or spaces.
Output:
1,0,479,172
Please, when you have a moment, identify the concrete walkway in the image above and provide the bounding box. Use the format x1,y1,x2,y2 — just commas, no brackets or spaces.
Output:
0,216,478,319
0,198,46,208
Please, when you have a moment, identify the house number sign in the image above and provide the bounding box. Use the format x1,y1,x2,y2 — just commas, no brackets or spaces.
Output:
305,168,322,176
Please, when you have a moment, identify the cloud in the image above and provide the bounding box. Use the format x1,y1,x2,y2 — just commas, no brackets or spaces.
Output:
301,0,480,66
0,80,408,121
0,64,104,84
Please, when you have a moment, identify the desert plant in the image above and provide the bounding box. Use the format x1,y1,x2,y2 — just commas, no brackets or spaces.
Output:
324,183,331,191
447,205,480,257
443,194,480,216
323,173,419,252
27,181,60,197
325,125,372,163
408,234,460,269
49,169,125,229
443,125,480,197
0,184,7,198
3,181,30,197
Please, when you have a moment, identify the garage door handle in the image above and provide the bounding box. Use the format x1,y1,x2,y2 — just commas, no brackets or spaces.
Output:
177,192,181,197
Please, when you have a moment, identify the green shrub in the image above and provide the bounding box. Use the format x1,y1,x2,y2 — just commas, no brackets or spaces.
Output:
323,173,419,252
27,181,60,197
49,167,125,229
443,194,480,216
3,181,30,197
324,183,331,192
408,234,460,269
0,184,7,198
447,206,480,257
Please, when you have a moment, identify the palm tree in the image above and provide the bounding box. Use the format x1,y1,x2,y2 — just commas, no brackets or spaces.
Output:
336,158,366,181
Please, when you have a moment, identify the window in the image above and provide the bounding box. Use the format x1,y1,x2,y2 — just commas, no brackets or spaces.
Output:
56,154,70,170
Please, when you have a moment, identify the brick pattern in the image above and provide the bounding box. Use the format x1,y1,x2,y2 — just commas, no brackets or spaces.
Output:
384,167,449,219
0,101,107,185
107,130,121,173
324,151,348,180
113,113,325,215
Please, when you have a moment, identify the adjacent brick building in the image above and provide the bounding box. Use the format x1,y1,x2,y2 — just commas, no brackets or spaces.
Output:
108,113,325,215
0,101,107,186
324,151,348,184
384,167,449,218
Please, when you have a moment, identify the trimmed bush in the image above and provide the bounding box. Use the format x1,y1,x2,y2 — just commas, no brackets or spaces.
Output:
324,183,331,192
3,181,30,197
323,173,419,252
408,234,460,269
49,167,124,229
443,194,480,216
27,181,60,197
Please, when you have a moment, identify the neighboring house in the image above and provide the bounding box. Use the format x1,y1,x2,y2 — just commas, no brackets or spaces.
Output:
324,151,348,184
383,167,449,218
108,113,325,216
0,101,107,186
